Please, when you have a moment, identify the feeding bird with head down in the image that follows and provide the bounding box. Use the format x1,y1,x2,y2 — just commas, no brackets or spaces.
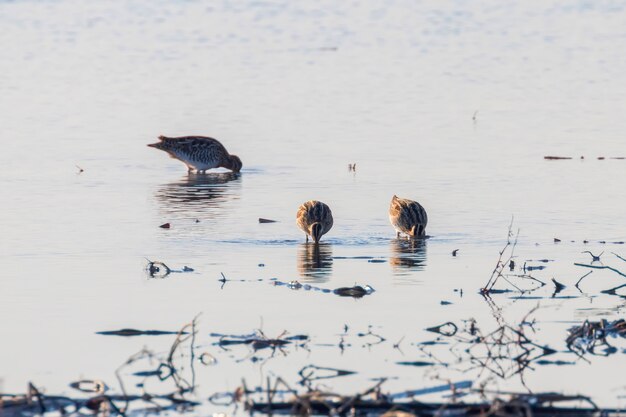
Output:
389,195,428,238
296,200,334,243
148,135,242,173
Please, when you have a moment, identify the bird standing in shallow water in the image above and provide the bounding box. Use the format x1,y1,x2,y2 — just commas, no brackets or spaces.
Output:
389,195,428,238
148,135,242,173
296,200,334,243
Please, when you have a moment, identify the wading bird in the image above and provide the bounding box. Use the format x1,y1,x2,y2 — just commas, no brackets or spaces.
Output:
148,135,242,173
296,200,334,243
389,195,428,238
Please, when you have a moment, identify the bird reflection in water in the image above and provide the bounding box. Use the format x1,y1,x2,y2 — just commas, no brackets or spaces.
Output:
297,243,333,283
154,172,241,221
389,238,427,273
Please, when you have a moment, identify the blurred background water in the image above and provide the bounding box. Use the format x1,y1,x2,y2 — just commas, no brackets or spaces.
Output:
1,0,625,412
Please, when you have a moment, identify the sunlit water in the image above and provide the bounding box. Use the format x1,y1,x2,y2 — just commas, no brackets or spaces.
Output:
1,0,626,413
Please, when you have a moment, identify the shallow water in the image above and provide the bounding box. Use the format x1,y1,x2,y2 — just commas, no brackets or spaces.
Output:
1,0,626,413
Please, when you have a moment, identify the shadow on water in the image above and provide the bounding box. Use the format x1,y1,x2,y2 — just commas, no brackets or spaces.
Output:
389,238,428,275
154,172,241,220
297,243,333,282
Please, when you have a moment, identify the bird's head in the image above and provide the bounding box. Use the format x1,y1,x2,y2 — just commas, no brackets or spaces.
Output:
224,154,242,172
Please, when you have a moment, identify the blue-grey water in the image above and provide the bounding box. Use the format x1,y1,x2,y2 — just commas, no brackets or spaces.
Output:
1,0,626,413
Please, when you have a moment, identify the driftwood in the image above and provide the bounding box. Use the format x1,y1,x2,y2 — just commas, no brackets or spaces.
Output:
96,329,185,336
244,377,612,417
247,400,617,417
258,218,277,223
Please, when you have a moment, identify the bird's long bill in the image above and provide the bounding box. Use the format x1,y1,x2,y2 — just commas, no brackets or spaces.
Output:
311,223,323,243
147,142,162,149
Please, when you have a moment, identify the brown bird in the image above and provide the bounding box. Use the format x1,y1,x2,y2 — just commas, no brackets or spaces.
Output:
296,200,334,243
389,195,428,238
148,135,242,173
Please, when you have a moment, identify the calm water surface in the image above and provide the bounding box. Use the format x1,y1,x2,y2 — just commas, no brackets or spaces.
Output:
1,0,626,413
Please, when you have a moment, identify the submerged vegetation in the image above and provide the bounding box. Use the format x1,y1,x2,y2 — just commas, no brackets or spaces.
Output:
3,229,626,416
4,305,626,416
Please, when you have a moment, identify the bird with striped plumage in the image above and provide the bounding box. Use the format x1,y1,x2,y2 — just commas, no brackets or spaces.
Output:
389,195,428,238
148,135,242,173
296,200,334,243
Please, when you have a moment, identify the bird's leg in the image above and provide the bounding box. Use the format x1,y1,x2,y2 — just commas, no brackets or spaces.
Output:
306,235,309,243
396,231,400,238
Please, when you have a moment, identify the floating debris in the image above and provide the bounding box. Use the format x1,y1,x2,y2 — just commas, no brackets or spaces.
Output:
396,361,436,367
367,259,386,263
417,340,448,346
288,280,303,289
145,259,195,278
551,278,566,291
199,352,217,366
69,379,108,393
551,278,566,297
271,280,374,297
131,369,163,377
566,319,626,355
483,288,515,294
574,262,626,281
333,285,375,298
258,218,277,223
212,329,309,359
425,322,457,337
298,365,356,385
96,329,185,337
452,249,459,256
545,155,625,161
356,325,386,347
582,251,603,262
159,222,171,229
251,338,291,351
536,360,576,366
524,264,546,271
145,259,171,277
